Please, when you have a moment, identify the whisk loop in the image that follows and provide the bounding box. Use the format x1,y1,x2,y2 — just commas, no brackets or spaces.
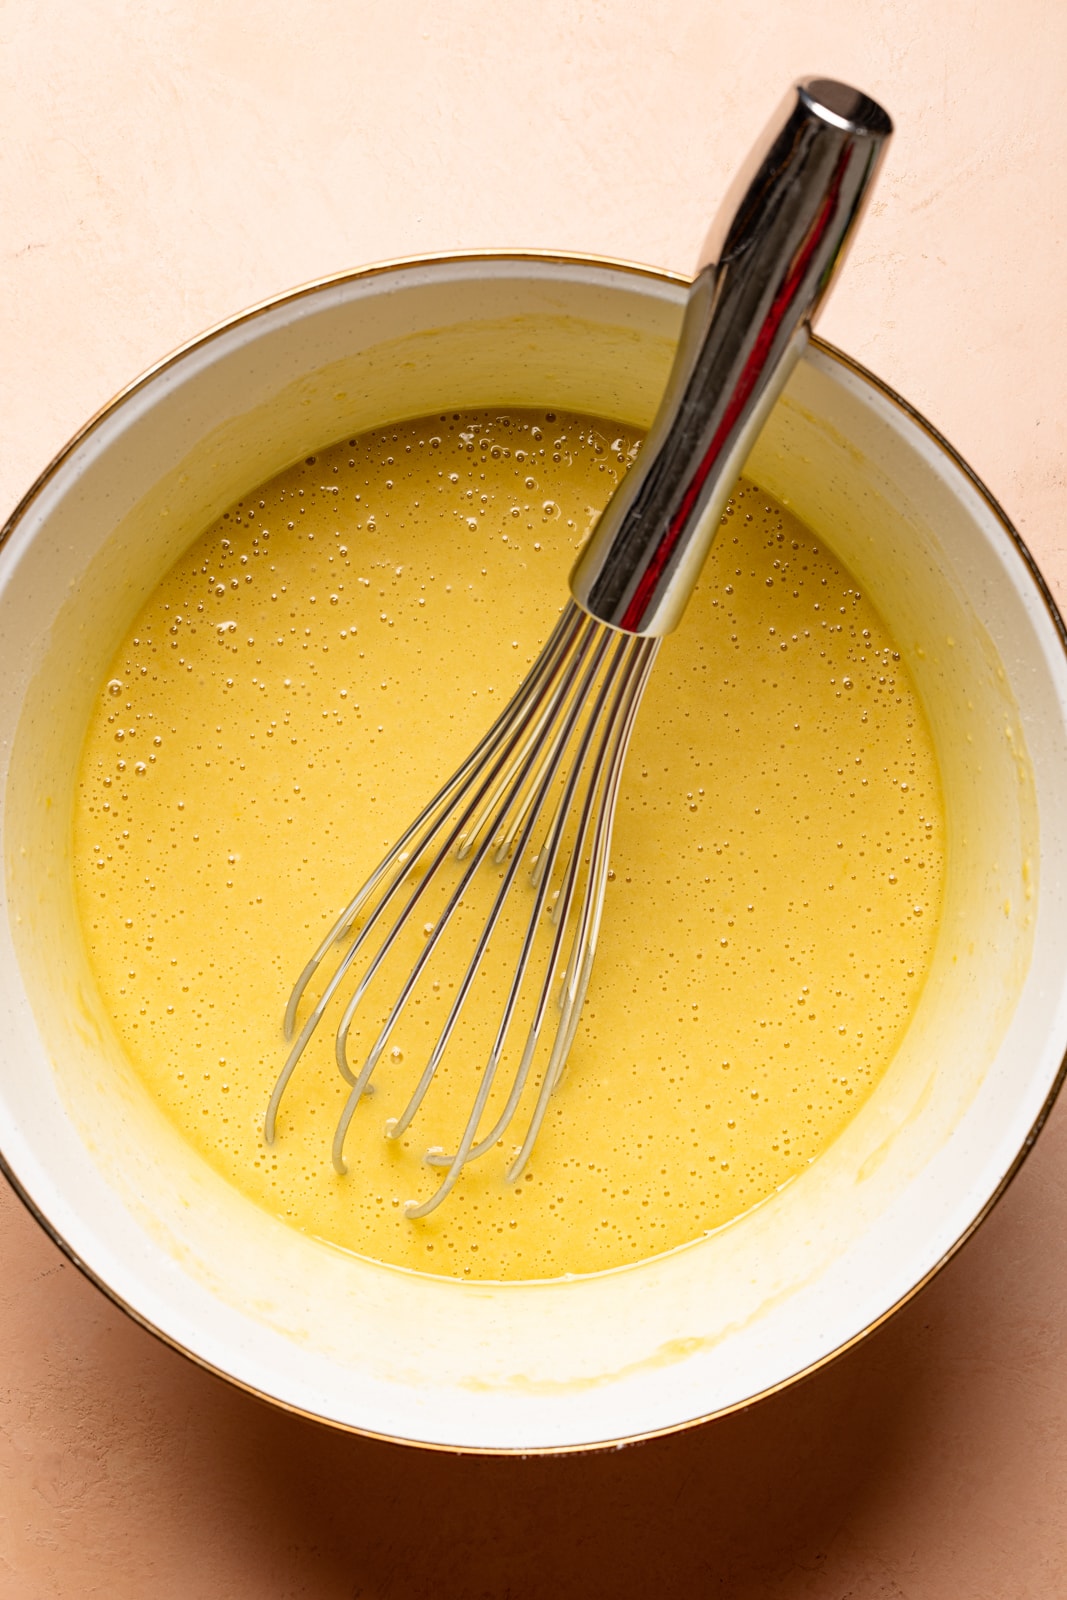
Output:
265,602,657,1217
264,78,891,1217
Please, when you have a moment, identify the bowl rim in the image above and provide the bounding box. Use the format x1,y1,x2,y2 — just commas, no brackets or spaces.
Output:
2,248,1066,1455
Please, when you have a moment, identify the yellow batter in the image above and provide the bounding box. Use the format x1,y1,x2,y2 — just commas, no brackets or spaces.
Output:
73,408,944,1280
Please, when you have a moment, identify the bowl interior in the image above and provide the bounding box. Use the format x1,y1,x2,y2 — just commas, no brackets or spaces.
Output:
2,257,1066,1451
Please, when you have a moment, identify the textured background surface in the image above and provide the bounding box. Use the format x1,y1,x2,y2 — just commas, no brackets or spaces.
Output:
3,2,1066,1594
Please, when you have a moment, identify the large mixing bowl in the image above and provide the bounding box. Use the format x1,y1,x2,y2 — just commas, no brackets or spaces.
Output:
2,256,1066,1453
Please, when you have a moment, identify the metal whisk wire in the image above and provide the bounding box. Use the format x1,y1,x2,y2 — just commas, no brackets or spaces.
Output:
265,601,657,1217
265,602,579,1126
265,78,892,1216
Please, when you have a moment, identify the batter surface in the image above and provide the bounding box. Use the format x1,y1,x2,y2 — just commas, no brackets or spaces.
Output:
73,408,944,1279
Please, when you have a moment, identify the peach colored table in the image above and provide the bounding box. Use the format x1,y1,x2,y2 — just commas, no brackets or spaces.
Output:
3,5,1066,1595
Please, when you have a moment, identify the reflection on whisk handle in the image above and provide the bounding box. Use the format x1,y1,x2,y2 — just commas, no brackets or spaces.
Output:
569,77,892,637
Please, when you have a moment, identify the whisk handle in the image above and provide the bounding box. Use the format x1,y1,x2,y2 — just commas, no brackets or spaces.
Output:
569,77,892,636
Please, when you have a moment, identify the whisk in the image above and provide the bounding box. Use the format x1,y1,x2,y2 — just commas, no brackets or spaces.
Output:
265,78,892,1217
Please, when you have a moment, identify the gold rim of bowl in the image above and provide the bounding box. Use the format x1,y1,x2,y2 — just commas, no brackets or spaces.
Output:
2,249,1066,1456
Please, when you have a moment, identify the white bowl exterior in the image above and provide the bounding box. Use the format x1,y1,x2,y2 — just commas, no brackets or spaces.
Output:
1,258,1065,1451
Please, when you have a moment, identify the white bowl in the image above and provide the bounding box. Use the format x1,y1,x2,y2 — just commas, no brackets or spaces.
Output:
2,255,1066,1453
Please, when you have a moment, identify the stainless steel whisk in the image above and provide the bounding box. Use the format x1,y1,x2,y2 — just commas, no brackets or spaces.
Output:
265,79,892,1217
